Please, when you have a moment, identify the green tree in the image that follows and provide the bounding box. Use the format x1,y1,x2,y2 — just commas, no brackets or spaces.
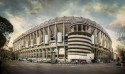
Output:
116,45,125,62
0,16,13,48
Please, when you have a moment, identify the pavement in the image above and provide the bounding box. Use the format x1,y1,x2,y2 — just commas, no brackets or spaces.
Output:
0,60,125,74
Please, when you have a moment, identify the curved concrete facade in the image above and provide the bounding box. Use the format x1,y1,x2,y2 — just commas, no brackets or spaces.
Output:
13,16,112,63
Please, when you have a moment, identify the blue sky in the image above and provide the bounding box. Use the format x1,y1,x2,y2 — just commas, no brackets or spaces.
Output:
0,0,125,50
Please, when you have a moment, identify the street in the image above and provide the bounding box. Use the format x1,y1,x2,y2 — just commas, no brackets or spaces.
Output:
1,61,125,74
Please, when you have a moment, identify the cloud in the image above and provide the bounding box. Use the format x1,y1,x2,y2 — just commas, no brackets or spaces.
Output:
0,0,125,50
106,29,117,40
109,6,125,28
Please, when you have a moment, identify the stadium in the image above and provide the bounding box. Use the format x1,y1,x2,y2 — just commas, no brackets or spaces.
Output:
13,16,112,63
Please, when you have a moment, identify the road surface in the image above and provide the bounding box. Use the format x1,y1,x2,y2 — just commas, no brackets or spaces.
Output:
1,61,125,74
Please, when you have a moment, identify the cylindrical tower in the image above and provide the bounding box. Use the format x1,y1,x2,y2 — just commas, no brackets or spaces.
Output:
68,24,92,61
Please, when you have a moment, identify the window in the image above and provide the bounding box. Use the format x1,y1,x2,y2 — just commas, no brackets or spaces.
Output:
37,30,39,37
74,25,77,31
78,24,81,31
65,36,68,41
51,34,55,40
83,25,86,31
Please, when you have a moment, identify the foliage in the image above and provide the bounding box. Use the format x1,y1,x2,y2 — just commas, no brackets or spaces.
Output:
0,16,13,48
116,45,125,61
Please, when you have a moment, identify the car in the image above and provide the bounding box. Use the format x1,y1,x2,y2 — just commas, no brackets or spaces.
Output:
36,58,42,63
80,60,88,64
31,58,37,63
18,58,27,61
42,58,51,63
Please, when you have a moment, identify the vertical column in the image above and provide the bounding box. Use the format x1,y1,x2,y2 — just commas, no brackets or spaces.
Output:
55,23,58,59
39,29,41,43
29,34,31,47
32,50,34,58
46,48,48,59
102,33,104,48
98,31,101,45
48,26,50,41
94,29,97,44
31,50,33,58
42,49,44,58
43,27,46,59
43,28,45,44
38,49,40,58
27,51,29,58
28,35,29,48
25,51,26,58
34,50,36,58
63,22,66,62
36,31,38,46
28,51,31,58
81,25,83,31
23,51,26,58
76,25,78,31
29,51,30,58
40,49,41,58
27,51,28,58
33,32,35,46
36,31,38,59
94,29,97,62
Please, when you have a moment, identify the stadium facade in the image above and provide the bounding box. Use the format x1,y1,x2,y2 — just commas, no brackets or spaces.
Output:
13,16,112,63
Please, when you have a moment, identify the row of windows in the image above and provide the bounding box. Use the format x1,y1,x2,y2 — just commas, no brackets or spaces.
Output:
68,44,92,48
68,37,91,41
71,24,90,32
68,51,90,53
68,48,91,51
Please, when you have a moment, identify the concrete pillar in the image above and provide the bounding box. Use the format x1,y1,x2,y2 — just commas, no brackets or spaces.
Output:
24,51,27,58
29,51,30,58
63,23,66,62
81,25,83,31
48,26,50,41
31,50,32,58
33,32,35,45
33,50,35,58
55,24,58,58
94,29,97,44
43,28,45,43
42,49,45,58
35,30,38,44
39,29,41,43
39,49,41,58
29,34,31,46
27,51,29,58
40,49,42,58
46,48,48,59
76,25,78,31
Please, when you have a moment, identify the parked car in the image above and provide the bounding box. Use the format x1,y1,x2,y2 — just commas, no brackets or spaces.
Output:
80,60,88,64
18,58,27,61
31,58,37,63
37,58,42,63
42,58,51,63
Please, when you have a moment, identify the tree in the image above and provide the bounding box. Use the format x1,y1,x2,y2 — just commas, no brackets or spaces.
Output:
0,32,6,47
0,16,13,48
116,45,125,62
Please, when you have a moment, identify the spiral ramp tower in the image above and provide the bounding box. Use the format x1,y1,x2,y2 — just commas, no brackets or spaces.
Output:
68,30,93,61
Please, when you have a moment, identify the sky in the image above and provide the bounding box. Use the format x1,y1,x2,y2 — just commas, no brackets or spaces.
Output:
0,0,125,51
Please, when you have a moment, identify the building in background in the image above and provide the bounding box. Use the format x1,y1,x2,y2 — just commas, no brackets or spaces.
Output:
13,16,112,63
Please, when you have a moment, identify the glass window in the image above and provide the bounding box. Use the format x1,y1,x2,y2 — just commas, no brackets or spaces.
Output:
74,25,77,31
78,24,81,31
83,25,86,31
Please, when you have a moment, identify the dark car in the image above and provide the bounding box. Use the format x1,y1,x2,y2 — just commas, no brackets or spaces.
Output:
80,60,88,64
